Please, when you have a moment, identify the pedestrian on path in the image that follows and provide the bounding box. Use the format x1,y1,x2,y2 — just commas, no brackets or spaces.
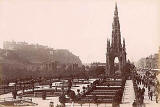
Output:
155,91,158,103
150,91,153,101
49,101,54,107
148,85,150,92
142,87,145,96
140,95,144,104
132,100,137,107
148,90,151,100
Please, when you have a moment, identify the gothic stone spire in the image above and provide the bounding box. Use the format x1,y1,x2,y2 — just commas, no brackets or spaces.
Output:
105,3,127,75
111,3,121,51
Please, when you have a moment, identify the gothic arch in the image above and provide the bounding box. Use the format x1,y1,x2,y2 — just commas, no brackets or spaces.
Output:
106,4,126,75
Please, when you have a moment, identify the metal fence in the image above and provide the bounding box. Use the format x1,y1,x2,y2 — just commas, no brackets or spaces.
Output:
0,97,32,103
65,103,112,107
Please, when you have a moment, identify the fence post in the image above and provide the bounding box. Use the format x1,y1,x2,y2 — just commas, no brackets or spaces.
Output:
122,86,126,103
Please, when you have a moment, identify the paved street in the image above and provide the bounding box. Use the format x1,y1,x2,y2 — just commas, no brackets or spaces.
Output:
121,80,135,105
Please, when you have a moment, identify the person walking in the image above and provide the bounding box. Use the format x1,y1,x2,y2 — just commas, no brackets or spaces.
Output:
49,102,54,107
155,91,158,103
142,87,145,96
141,95,144,104
132,100,137,107
150,91,153,101
148,85,150,92
148,90,151,100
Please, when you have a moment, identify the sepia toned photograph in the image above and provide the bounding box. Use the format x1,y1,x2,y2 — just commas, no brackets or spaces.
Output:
0,0,160,107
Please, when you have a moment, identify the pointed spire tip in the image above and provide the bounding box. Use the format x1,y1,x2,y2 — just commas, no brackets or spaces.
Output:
114,2,118,15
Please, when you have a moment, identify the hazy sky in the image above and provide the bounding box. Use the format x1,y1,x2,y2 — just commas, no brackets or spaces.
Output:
0,0,159,63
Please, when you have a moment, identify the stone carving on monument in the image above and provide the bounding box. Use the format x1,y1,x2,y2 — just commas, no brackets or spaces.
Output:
106,4,126,75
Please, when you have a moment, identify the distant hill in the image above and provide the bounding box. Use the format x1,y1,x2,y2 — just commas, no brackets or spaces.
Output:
0,42,82,81
0,41,82,66
54,49,82,66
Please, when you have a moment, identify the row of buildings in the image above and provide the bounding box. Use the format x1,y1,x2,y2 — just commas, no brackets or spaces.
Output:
26,61,80,72
3,41,49,51
136,52,159,69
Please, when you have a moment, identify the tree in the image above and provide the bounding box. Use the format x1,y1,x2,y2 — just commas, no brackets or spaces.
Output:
68,90,76,101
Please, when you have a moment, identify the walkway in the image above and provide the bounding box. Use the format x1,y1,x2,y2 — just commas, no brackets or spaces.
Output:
138,84,160,107
120,80,135,107
137,70,160,107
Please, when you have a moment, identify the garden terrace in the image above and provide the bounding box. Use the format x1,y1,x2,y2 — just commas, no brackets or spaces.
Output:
74,78,123,104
